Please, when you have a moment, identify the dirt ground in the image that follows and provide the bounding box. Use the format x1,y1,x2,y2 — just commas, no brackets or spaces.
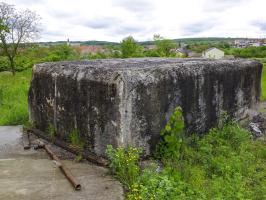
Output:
0,126,124,200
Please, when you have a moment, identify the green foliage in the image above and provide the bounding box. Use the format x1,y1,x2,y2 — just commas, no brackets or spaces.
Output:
43,44,79,62
261,64,266,101
121,36,143,58
155,107,184,161
69,129,84,149
87,52,108,59
106,145,141,188
0,44,80,73
74,153,83,162
187,42,230,53
0,56,9,71
0,69,31,125
0,87,3,105
143,49,160,57
153,35,177,57
23,120,35,130
46,123,56,140
107,107,266,200
0,18,9,33
225,46,266,58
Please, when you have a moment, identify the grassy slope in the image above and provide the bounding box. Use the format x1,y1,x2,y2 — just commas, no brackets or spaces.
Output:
261,64,266,101
0,69,32,125
108,111,266,199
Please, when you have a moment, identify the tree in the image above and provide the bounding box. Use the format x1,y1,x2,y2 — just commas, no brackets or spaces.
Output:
0,2,40,74
120,36,143,58
153,34,176,57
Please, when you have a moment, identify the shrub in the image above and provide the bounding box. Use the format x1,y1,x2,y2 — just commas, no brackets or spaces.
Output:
120,36,144,58
107,107,266,200
106,145,141,188
0,56,9,72
155,107,185,161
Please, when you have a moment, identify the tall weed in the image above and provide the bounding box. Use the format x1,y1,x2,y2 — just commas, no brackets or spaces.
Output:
107,107,266,199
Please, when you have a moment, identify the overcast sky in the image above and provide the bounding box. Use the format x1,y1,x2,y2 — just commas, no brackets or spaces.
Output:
6,0,266,42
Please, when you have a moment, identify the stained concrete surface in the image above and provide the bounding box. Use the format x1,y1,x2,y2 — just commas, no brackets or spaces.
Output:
0,126,124,200
28,58,262,156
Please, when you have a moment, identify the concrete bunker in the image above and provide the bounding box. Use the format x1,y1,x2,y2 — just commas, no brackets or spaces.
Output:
28,58,262,156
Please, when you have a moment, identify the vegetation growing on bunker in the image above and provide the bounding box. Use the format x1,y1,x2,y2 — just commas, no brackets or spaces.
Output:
68,129,85,161
107,108,266,200
46,123,56,140
69,129,84,150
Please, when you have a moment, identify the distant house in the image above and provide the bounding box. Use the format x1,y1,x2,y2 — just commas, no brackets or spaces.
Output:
144,45,156,50
172,48,201,58
188,52,201,58
175,48,191,57
74,45,105,55
233,38,266,48
251,42,262,47
234,39,250,48
202,47,224,59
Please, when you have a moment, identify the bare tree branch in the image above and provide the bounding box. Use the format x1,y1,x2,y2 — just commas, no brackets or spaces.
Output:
0,2,40,74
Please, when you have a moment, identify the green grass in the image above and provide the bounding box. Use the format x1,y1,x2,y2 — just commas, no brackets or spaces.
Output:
261,64,266,101
0,69,32,125
107,109,266,200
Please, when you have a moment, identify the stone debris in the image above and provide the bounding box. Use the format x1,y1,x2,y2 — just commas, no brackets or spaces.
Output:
249,122,263,138
249,114,266,139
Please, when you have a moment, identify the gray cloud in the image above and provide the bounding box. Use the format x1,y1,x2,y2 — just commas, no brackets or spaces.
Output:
181,21,215,35
42,29,66,37
48,11,73,19
45,7,76,19
12,0,45,5
83,17,120,29
114,25,144,35
203,0,246,12
113,0,154,12
251,20,266,31
8,0,266,41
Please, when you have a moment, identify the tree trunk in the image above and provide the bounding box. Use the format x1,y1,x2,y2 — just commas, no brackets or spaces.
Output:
9,57,16,75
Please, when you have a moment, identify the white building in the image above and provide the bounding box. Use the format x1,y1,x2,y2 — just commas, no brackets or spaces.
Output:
202,47,224,59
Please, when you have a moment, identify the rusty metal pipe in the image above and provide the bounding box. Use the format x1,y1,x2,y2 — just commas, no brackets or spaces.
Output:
27,128,107,166
38,143,81,190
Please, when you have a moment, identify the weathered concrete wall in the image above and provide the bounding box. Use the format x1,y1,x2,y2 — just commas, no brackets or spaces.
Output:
28,58,262,156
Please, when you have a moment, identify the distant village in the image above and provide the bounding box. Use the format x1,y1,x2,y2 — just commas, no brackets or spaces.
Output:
233,38,266,48
39,38,266,60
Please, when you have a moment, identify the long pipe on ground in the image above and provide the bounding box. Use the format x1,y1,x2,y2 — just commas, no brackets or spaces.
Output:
37,142,81,190
26,128,108,166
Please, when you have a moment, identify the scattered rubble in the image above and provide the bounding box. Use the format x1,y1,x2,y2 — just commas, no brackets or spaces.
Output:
249,113,266,139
